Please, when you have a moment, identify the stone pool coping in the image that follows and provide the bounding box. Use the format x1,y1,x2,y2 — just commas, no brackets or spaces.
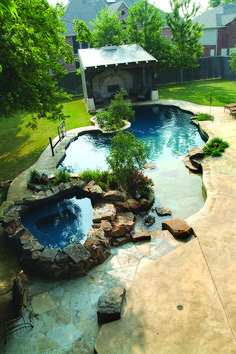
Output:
1,100,236,352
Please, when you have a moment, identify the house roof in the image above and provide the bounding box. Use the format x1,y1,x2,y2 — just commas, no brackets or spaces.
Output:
78,44,157,69
108,1,129,14
61,0,167,37
62,0,137,36
194,3,236,28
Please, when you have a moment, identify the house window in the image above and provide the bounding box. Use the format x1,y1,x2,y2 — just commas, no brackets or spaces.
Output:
230,47,236,55
210,49,215,56
121,10,125,15
221,48,227,56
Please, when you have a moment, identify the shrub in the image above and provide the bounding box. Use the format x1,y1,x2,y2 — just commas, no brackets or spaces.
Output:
106,131,151,196
108,174,119,190
129,171,153,199
204,137,229,157
54,168,71,185
80,169,108,184
95,88,135,131
28,169,41,184
196,113,214,121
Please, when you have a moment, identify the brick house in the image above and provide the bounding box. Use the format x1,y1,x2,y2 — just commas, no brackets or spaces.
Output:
194,3,236,57
61,0,137,72
61,0,168,73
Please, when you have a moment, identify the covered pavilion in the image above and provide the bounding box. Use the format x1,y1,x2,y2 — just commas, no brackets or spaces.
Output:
78,44,159,112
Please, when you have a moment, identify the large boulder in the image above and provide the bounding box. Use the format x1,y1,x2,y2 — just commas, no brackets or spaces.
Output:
105,212,135,238
84,228,110,264
97,287,126,324
184,147,204,173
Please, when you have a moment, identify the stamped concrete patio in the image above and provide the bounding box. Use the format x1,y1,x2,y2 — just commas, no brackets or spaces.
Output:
0,100,236,353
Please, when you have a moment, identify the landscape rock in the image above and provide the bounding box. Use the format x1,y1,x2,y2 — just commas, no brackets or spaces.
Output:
111,234,131,247
132,231,151,243
162,218,193,240
143,163,156,169
87,180,103,200
184,147,204,173
144,215,155,227
93,203,117,223
155,206,172,216
63,243,90,264
103,190,126,202
97,287,126,324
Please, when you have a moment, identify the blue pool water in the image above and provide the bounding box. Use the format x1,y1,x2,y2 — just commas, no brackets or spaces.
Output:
21,197,94,249
60,104,206,231
61,105,204,172
22,105,206,248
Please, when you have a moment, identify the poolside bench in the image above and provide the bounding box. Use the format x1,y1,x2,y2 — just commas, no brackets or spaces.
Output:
224,103,236,114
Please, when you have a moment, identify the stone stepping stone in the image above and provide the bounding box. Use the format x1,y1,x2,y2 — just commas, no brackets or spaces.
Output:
162,218,193,240
97,287,126,324
131,231,151,243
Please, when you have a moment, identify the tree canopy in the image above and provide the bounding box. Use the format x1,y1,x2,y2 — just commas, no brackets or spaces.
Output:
90,5,126,47
209,0,236,7
165,0,203,84
127,0,171,69
0,0,73,124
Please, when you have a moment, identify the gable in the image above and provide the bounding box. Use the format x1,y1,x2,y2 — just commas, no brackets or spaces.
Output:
194,3,236,29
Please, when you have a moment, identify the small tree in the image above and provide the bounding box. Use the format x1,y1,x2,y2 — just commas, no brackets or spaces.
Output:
106,131,151,197
127,0,171,69
165,0,203,84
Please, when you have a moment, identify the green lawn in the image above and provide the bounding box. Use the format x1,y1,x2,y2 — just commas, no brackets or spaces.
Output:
157,79,236,106
1,79,236,182
0,97,92,181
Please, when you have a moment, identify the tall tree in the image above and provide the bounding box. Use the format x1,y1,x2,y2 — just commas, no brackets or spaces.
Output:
0,0,73,124
229,46,236,73
208,0,221,7
74,19,92,46
90,5,126,47
127,0,171,68
0,0,17,15
209,0,236,7
165,0,203,84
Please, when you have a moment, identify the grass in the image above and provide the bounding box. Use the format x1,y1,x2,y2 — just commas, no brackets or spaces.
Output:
0,97,92,181
157,79,236,106
1,78,236,182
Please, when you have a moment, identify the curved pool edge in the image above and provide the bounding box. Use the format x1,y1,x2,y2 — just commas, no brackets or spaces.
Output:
94,103,236,352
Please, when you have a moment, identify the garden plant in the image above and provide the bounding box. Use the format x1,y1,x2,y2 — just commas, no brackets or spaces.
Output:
95,89,135,131
204,137,229,157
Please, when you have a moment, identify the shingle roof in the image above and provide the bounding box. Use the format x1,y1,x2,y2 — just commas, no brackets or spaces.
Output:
78,44,157,69
194,3,236,28
61,0,167,37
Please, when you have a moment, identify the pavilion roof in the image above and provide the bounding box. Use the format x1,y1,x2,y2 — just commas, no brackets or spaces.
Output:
78,44,157,70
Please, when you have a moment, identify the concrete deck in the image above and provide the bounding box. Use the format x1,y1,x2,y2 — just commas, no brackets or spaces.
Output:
0,100,236,353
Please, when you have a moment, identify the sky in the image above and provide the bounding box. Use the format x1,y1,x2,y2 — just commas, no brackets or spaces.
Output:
48,0,209,14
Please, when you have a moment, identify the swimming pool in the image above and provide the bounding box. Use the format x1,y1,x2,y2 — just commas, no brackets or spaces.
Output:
61,104,205,229
20,196,94,249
